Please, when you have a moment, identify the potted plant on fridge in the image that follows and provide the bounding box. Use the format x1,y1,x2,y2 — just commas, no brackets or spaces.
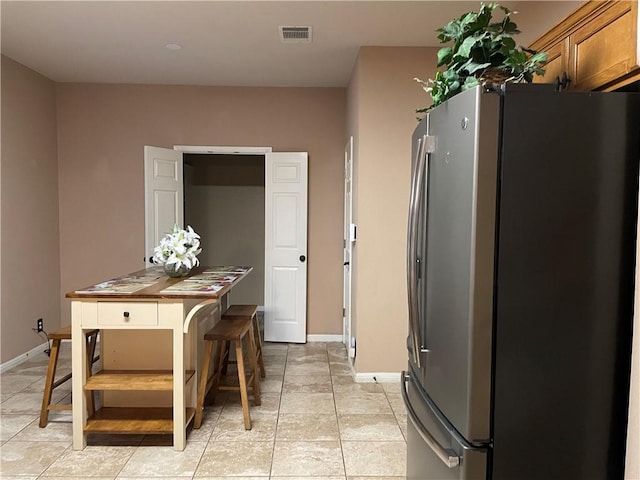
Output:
416,2,548,112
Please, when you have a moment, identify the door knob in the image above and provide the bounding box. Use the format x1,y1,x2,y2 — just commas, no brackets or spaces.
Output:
299,255,306,262
344,261,350,266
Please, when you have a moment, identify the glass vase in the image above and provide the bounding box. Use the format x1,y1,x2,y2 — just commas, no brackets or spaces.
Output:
163,263,191,278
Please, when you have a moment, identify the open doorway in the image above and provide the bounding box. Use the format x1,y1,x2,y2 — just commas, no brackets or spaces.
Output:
144,146,309,343
183,154,265,306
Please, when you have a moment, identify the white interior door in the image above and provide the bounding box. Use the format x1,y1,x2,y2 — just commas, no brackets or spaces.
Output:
264,152,308,343
144,146,184,265
343,137,355,358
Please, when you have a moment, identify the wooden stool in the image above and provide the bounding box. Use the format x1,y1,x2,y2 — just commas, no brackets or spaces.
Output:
195,313,261,430
222,305,265,379
39,326,100,428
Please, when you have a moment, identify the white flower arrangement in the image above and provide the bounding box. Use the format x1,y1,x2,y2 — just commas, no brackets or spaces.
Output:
152,225,202,270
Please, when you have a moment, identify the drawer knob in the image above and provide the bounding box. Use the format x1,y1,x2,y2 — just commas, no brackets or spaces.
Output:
123,312,130,319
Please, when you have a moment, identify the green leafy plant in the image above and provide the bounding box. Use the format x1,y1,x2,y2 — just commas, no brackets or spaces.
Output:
416,2,548,112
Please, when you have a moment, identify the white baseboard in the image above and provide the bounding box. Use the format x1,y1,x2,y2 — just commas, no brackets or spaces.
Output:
354,372,402,383
306,334,343,342
0,341,49,374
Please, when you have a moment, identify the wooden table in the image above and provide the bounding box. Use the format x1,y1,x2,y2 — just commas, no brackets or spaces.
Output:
67,265,252,451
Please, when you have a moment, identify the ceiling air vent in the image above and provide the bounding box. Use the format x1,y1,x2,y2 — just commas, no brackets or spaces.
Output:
279,26,312,43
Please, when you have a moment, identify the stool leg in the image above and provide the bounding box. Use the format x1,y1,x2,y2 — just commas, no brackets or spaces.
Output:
39,339,62,428
195,340,214,429
252,314,265,378
247,326,262,406
220,340,231,375
208,340,225,405
85,332,98,416
87,331,99,374
235,337,251,430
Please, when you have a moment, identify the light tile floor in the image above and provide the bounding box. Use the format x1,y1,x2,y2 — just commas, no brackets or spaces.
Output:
0,341,407,479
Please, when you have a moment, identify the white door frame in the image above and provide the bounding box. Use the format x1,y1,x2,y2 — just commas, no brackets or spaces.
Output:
343,137,355,359
174,146,272,155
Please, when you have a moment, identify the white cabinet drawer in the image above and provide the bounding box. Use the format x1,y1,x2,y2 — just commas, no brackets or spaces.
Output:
97,302,158,326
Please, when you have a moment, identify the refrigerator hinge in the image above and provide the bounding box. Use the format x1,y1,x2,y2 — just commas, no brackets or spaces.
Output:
424,135,436,153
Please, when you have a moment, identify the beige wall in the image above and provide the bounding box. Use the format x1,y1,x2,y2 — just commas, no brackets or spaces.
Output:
1,55,61,363
55,84,345,336
346,47,438,373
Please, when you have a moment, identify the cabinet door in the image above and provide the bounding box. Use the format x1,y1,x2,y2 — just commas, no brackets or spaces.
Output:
534,39,569,86
571,0,639,91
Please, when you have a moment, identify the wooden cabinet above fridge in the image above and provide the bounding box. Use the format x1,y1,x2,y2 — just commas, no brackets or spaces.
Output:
530,0,640,91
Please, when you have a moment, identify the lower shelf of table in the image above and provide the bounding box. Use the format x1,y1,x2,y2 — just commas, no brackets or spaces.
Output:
86,370,196,391
84,407,196,434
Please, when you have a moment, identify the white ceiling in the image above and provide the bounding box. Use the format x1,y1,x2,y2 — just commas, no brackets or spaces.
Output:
1,1,580,87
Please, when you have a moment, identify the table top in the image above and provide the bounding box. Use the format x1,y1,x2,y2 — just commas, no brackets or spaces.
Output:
66,265,253,300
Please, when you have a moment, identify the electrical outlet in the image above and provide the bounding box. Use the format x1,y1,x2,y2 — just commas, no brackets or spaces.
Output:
37,318,43,333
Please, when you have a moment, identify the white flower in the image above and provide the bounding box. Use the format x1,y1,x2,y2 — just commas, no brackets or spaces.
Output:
152,225,202,270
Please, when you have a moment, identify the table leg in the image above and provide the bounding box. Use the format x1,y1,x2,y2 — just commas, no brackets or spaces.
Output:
71,301,88,450
173,322,186,451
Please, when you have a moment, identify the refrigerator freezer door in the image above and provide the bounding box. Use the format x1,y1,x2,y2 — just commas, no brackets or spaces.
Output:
417,87,500,442
404,369,488,480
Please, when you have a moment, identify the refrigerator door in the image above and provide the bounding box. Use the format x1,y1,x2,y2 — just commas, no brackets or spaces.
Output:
416,86,500,442
407,117,428,368
491,85,640,479
403,368,488,480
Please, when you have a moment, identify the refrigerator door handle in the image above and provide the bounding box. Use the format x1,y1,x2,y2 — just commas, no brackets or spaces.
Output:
407,134,428,366
402,371,461,468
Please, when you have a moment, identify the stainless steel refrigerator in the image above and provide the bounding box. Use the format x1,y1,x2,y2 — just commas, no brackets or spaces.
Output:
403,83,640,480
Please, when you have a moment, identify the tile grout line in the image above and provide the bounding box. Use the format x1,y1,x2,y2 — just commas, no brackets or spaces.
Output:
268,342,288,479
328,344,348,480
333,356,349,480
